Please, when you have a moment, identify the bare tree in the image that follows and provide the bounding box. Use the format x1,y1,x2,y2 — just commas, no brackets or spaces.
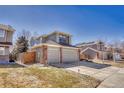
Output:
120,41,124,49
17,29,32,40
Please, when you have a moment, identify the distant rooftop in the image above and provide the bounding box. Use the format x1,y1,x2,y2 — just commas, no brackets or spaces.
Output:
0,24,15,32
76,40,104,46
76,41,96,46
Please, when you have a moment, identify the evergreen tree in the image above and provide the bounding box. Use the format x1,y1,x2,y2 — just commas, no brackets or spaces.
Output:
16,36,29,53
10,35,29,61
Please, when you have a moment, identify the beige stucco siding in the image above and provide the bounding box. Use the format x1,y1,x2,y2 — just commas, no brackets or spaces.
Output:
47,34,57,42
42,34,57,43
99,52,109,60
4,47,9,55
0,37,5,42
82,49,98,59
6,31,13,42
0,47,9,61
0,55,9,61
34,47,43,63
0,47,9,55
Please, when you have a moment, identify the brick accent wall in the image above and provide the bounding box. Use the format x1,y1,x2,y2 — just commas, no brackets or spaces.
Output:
42,45,48,65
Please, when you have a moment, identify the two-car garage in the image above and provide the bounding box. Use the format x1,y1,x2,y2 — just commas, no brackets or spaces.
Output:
32,44,80,65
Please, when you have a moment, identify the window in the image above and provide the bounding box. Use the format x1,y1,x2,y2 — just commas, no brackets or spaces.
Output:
0,47,4,55
59,35,67,44
0,29,5,37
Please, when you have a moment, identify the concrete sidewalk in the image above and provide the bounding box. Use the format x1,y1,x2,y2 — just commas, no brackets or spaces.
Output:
66,66,120,80
63,62,124,88
51,61,124,88
98,68,124,88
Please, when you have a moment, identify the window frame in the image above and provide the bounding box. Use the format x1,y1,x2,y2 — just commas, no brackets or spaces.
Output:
0,29,5,37
0,47,5,55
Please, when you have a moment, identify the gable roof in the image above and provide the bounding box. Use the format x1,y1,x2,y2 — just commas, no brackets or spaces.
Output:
76,41,96,47
76,40,104,47
39,31,72,38
80,47,99,54
0,24,15,32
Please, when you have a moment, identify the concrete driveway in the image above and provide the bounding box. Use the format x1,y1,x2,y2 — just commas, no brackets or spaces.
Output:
50,61,124,88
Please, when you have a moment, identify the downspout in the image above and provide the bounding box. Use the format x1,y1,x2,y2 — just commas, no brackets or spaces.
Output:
60,47,62,64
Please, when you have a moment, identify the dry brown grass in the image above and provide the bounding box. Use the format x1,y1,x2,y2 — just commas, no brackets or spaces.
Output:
0,64,101,88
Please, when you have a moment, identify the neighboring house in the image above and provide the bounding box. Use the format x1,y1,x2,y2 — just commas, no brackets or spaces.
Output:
0,24,15,61
77,41,124,61
22,31,80,64
76,41,109,60
76,41,105,51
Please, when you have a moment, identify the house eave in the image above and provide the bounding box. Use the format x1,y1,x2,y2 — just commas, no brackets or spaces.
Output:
39,31,72,38
0,24,15,32
31,43,79,50
0,42,12,45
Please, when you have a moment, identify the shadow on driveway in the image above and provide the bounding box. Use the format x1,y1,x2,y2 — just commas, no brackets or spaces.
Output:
50,61,111,69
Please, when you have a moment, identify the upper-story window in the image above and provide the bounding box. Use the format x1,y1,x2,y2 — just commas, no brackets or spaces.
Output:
0,29,5,37
59,35,67,44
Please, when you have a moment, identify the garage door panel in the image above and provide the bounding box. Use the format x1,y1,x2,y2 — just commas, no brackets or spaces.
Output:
48,47,60,63
62,48,79,62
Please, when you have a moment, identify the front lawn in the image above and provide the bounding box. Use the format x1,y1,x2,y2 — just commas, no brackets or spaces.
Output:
0,64,101,88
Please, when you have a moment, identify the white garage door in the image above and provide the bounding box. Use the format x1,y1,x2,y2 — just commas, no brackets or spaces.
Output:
47,47,60,63
62,48,79,63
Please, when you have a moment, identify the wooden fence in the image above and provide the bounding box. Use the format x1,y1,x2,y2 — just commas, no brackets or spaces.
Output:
18,51,36,64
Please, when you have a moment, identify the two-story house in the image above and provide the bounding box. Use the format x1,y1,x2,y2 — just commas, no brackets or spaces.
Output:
0,24,15,62
41,31,72,45
30,31,79,65
30,31,72,46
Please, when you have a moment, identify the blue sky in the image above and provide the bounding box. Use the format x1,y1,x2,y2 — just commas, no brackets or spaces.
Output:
0,5,124,44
